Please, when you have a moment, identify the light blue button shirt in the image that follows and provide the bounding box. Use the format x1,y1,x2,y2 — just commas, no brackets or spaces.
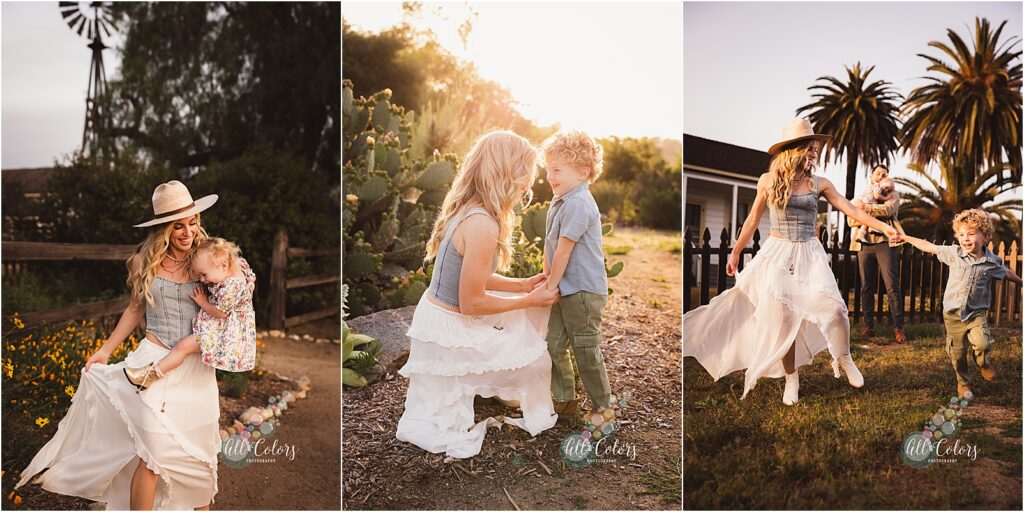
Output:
545,182,608,296
934,245,1007,322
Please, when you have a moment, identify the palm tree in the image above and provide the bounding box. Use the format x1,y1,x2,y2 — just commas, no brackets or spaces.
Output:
901,17,1023,184
893,153,1021,244
797,62,903,200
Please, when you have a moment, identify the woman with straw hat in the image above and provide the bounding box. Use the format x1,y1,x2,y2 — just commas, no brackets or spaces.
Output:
17,181,221,510
684,119,899,405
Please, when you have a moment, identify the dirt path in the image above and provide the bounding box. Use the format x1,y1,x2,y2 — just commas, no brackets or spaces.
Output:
342,228,682,510
215,334,340,510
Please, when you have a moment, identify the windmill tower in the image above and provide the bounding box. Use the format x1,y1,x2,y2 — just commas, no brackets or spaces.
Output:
58,2,116,157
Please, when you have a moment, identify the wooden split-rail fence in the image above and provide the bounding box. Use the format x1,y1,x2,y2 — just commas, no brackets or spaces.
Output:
2,229,338,331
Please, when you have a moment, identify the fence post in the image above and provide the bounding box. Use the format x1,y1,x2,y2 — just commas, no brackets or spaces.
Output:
700,228,711,305
268,229,288,330
1008,241,1020,324
993,241,1005,326
717,229,730,293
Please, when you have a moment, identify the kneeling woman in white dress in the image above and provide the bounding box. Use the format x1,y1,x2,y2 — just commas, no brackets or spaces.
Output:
684,119,898,405
396,131,561,458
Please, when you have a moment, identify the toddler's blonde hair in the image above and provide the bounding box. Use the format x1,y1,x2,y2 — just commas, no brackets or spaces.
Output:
539,130,604,183
196,237,242,272
952,209,993,240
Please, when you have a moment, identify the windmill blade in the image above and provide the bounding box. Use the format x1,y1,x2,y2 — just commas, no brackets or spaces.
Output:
75,16,88,37
63,11,83,31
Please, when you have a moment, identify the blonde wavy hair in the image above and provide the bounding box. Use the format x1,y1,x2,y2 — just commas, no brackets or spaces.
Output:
539,130,604,183
127,214,209,308
195,237,242,273
425,131,537,271
766,142,821,208
953,209,994,240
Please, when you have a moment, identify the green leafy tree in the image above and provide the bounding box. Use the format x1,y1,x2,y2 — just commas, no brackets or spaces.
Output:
108,2,340,175
900,17,1022,183
797,62,903,201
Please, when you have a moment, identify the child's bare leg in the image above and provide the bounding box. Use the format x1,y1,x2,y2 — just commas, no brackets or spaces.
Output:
153,335,200,375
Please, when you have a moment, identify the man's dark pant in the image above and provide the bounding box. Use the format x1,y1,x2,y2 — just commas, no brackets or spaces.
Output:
858,242,904,328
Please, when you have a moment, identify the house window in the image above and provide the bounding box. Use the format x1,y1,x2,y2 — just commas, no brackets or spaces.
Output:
685,203,702,239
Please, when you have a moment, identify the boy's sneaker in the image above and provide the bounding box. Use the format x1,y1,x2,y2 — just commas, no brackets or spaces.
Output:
858,326,874,338
554,398,580,421
979,365,997,381
893,327,906,344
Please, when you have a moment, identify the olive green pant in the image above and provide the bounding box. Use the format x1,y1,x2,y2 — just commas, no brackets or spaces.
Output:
943,310,994,388
546,291,612,408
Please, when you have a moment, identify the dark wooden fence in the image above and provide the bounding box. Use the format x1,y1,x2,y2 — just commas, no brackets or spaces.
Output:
3,233,339,331
266,229,340,329
684,227,1022,327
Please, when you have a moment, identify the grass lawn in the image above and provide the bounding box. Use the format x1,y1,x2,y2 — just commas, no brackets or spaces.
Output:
684,322,1022,509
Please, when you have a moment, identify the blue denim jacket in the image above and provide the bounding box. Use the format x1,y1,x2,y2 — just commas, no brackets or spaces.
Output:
934,245,1007,322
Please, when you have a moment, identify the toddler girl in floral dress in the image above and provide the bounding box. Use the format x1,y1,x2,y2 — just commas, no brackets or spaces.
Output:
125,237,257,389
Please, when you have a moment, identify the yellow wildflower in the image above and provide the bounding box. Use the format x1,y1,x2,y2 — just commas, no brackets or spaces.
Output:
11,313,25,330
35,417,50,428
65,385,75,398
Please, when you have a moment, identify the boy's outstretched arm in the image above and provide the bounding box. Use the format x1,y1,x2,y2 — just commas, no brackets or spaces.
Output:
546,237,576,292
1004,267,1023,286
899,234,939,255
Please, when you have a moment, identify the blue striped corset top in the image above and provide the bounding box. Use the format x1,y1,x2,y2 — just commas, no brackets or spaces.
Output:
145,276,200,348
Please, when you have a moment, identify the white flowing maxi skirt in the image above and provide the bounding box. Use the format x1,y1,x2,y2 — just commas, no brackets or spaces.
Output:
683,237,851,398
396,292,558,459
16,339,220,510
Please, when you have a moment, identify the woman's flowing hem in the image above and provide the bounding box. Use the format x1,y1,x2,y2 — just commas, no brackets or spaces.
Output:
396,293,557,458
683,236,851,398
15,341,219,510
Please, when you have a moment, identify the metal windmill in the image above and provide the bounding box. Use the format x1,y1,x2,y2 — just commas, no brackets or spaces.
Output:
58,1,116,157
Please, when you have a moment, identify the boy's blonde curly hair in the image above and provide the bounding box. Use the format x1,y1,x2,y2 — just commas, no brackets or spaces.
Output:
539,130,604,183
952,208,994,240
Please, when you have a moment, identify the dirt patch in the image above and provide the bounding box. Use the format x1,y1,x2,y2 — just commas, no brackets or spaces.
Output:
342,228,682,510
215,335,340,510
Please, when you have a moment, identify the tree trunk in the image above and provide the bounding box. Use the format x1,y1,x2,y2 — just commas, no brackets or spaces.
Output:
843,158,857,244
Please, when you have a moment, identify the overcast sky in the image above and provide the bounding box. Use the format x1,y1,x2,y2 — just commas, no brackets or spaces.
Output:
684,1,1022,199
2,2,123,169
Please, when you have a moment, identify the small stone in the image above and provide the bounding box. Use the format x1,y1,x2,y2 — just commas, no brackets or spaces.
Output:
269,330,284,338
261,408,274,420
282,391,295,403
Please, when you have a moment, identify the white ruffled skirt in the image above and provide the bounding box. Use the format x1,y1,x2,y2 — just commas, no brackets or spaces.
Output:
395,293,558,459
16,339,220,510
684,236,851,398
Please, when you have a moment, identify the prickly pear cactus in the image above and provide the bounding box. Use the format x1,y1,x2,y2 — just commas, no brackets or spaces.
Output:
343,81,459,317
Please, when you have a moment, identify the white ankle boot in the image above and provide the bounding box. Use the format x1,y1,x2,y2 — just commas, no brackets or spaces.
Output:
783,371,799,405
833,354,864,388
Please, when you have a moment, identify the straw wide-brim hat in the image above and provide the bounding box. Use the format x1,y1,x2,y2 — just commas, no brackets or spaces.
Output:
767,118,832,156
134,180,218,228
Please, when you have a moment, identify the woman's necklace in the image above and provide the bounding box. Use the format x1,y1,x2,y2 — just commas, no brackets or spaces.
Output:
165,251,187,263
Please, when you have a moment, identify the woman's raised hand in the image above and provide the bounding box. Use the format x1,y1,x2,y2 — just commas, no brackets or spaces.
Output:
725,252,741,276
84,348,111,372
527,283,560,307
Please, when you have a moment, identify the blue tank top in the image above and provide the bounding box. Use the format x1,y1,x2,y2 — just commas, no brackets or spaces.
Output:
145,276,199,348
769,175,819,241
425,207,493,307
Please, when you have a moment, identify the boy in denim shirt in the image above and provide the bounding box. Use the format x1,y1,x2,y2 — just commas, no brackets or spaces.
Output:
539,130,612,420
898,209,1022,398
